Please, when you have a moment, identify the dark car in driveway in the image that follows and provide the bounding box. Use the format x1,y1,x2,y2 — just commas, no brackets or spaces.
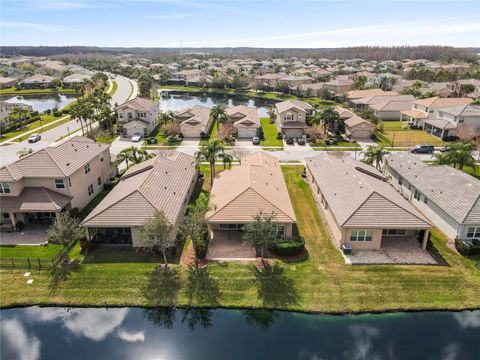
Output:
297,137,306,145
411,144,434,154
286,137,294,145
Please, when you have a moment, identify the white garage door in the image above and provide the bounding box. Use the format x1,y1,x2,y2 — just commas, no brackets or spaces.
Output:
181,126,201,138
352,129,373,139
237,128,257,138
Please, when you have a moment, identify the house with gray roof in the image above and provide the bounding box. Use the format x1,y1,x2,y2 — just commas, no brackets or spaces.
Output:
384,153,480,241
0,137,116,230
306,153,431,251
81,151,197,246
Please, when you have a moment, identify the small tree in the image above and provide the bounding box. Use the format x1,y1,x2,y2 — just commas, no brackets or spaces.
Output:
243,212,279,265
140,211,176,267
195,140,225,188
48,213,83,261
17,147,33,159
215,123,235,144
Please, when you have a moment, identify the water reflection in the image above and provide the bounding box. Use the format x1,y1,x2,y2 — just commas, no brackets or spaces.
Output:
1,307,479,360
0,94,77,112
159,91,274,117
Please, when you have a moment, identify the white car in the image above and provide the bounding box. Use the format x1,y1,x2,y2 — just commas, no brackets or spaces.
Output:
28,133,41,143
131,133,142,142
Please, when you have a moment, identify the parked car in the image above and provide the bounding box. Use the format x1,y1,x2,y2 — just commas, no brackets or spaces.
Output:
286,137,294,145
131,133,142,142
276,132,283,140
28,133,41,143
411,144,434,154
252,136,260,145
297,137,306,145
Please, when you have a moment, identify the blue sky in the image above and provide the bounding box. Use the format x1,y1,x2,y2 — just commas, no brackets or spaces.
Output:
1,0,479,48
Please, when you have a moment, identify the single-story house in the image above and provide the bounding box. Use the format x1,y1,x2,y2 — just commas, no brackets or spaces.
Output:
206,151,296,257
306,153,431,251
62,73,92,87
174,105,212,138
369,99,415,121
81,152,197,246
20,74,57,89
0,76,17,89
323,78,354,94
384,153,480,241
344,115,376,139
225,105,260,138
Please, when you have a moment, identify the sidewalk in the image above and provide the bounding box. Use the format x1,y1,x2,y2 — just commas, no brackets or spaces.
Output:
1,114,71,144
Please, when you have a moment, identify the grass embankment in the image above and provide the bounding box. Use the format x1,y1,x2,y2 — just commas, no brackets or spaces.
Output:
108,80,118,97
0,114,69,142
1,166,479,312
0,87,76,96
0,244,62,259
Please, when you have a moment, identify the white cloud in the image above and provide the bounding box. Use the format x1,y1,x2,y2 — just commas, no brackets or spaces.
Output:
441,343,461,360
0,319,41,360
345,324,382,360
454,311,480,329
117,328,145,343
1,21,78,32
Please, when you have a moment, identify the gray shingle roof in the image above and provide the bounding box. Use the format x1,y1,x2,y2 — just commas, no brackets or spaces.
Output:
306,154,431,229
385,153,480,224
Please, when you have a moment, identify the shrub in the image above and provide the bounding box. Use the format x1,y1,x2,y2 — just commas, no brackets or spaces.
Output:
44,109,52,114
455,238,480,255
270,236,305,256
30,111,39,117
192,234,208,259
62,109,70,114
53,111,63,117
52,107,58,112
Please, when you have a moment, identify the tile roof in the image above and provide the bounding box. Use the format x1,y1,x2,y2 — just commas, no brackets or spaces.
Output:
174,105,211,127
226,106,260,127
0,136,109,181
436,104,480,117
370,100,414,112
21,74,56,83
207,151,296,223
306,154,431,229
0,187,71,212
82,151,196,227
385,153,480,224
345,115,375,129
353,95,414,106
345,89,392,99
115,97,158,112
275,99,313,113
413,97,473,108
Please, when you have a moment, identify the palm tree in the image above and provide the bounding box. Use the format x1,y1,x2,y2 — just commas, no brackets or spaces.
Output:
210,104,228,127
70,103,85,136
195,139,225,188
81,102,95,134
267,108,276,124
440,142,476,171
362,145,390,170
9,107,30,130
159,110,175,125
319,106,340,135
220,153,233,170
116,147,132,169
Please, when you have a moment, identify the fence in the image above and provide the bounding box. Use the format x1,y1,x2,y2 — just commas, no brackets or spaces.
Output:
0,239,77,270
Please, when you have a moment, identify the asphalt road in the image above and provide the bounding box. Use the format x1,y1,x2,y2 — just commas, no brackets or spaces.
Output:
0,75,136,167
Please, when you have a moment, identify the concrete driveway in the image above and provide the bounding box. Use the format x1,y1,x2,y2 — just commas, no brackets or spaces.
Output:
177,138,200,156
0,223,50,245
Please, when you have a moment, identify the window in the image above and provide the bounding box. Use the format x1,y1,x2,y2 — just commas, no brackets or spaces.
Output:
3,213,10,219
119,113,123,119
350,230,373,242
219,224,244,230
55,179,65,189
423,196,428,204
466,227,480,238
414,190,421,201
398,177,403,186
382,229,406,236
128,112,133,119
84,163,91,174
87,184,94,196
97,177,102,186
458,117,464,123
276,225,285,238
99,153,104,162
0,182,11,194
285,112,293,121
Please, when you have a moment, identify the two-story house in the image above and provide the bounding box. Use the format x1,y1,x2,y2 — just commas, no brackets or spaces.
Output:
423,104,480,138
275,100,314,138
115,97,159,138
384,153,480,241
0,137,116,229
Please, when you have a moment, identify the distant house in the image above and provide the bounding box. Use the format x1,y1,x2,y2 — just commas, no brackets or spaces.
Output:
351,94,414,109
20,74,57,89
0,76,17,89
323,78,354,94
206,151,296,259
174,105,212,138
345,89,393,103
423,104,480,139
253,73,285,88
171,69,203,82
82,152,197,246
115,97,159,137
369,99,415,121
0,101,33,122
278,75,314,88
0,137,116,229
297,83,325,97
225,105,260,138
62,73,92,87
344,115,376,139
275,100,314,138
384,153,480,241
306,153,431,251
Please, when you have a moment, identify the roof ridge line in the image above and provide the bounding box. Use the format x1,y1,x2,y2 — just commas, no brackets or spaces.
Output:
250,187,295,222
373,191,431,226
461,192,480,223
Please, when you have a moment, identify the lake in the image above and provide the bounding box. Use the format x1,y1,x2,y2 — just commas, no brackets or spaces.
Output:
1,307,479,360
0,94,77,113
159,90,275,117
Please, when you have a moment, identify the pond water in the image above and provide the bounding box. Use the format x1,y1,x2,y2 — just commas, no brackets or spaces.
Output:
0,94,77,113
1,307,479,360
159,90,275,117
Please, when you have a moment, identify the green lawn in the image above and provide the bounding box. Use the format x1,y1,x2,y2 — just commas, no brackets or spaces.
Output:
0,114,70,142
260,118,282,147
382,121,405,131
380,130,445,147
78,190,111,220
462,165,480,179
0,244,62,259
0,87,75,96
1,166,479,311
108,80,118,97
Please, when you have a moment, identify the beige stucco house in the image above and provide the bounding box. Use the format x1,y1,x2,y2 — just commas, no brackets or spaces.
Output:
0,137,116,229
115,97,159,138
81,151,197,246
206,152,296,257
306,153,431,251
225,105,260,138
275,100,314,138
20,74,57,89
174,105,212,138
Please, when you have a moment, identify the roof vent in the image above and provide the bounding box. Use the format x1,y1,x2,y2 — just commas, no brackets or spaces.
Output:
66,163,70,166
164,186,167,190
173,191,176,195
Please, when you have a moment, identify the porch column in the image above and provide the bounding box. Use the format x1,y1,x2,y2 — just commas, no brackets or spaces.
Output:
440,129,445,139
55,212,61,220
9,212,16,227
422,229,429,250
85,228,91,241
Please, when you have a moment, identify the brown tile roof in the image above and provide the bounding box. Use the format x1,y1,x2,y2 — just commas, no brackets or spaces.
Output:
345,89,392,99
345,115,375,129
115,97,158,112
21,74,56,84
275,99,313,113
207,151,296,223
174,105,211,127
226,106,260,127
0,187,71,212
306,154,431,229
413,97,473,108
370,100,414,112
0,136,109,181
82,151,197,227
400,109,428,119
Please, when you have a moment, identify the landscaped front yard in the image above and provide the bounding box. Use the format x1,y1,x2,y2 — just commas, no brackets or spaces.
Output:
260,118,282,147
1,166,479,312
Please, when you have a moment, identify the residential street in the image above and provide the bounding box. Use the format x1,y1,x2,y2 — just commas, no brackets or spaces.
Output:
0,75,137,167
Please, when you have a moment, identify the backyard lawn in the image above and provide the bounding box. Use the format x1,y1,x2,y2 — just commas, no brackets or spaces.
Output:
260,118,282,147
0,244,62,259
1,166,479,312
380,129,445,147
